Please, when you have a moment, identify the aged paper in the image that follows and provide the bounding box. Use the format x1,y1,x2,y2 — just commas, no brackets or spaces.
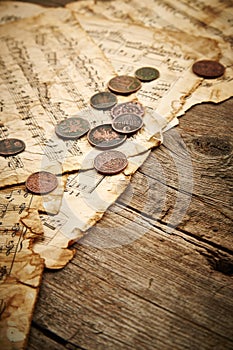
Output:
68,0,232,40
0,5,164,268
68,0,233,115
0,1,45,24
0,187,44,350
66,12,224,123
0,8,116,188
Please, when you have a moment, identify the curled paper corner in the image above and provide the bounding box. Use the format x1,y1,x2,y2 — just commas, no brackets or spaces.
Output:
32,244,76,269
20,210,44,239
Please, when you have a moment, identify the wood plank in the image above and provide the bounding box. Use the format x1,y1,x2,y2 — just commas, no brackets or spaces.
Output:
29,209,233,349
28,325,80,350
118,99,233,250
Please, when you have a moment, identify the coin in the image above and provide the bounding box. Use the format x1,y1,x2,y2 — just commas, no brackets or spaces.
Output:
94,150,128,175
135,67,160,82
111,101,145,119
26,171,58,194
108,75,141,94
87,124,126,149
192,60,225,78
55,117,90,140
90,91,117,110
112,113,144,134
0,138,25,157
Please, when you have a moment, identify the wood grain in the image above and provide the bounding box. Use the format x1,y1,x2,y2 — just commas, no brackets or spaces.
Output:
5,1,233,349
28,98,233,350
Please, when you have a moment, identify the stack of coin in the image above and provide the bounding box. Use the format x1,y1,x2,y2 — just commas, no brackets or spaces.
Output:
111,101,144,135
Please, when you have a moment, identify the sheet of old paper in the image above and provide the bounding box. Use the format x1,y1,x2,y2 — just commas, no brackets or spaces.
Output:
66,12,225,122
0,1,45,24
0,8,117,188
0,5,164,268
68,0,233,115
0,187,44,350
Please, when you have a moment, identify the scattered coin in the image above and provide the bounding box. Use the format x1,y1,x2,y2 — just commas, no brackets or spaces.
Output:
0,138,25,157
135,67,160,82
108,75,141,94
55,117,90,140
90,91,117,110
192,60,225,78
112,114,144,134
111,101,145,119
26,171,58,194
87,124,126,149
94,150,128,175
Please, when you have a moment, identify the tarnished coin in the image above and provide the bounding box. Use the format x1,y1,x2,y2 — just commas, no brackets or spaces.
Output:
135,67,160,82
94,150,128,175
26,171,58,194
87,124,126,149
0,138,25,157
55,117,90,140
192,60,225,78
90,91,117,110
112,113,144,134
111,101,145,119
108,75,141,94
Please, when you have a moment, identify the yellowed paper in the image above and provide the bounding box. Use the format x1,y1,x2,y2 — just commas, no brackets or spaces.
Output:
0,4,165,268
0,187,44,350
0,8,116,188
69,0,232,40
68,0,233,115
0,1,45,24
66,13,223,125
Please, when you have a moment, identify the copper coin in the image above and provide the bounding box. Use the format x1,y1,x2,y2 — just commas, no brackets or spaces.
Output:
55,117,90,140
135,66,160,82
112,113,144,134
87,124,126,149
0,138,25,157
90,91,117,110
111,101,145,119
108,75,141,94
192,60,225,78
94,150,128,175
26,171,58,194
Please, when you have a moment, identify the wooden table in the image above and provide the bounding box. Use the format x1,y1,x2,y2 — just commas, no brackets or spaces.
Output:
10,1,233,349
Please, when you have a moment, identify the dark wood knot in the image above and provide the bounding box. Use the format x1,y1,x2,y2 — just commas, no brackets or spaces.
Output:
207,255,233,276
192,136,232,157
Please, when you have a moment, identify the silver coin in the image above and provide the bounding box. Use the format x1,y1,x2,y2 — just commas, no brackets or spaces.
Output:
112,113,143,134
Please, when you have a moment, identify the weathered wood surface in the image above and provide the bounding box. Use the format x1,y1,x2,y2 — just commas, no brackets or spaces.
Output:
27,98,233,350
6,1,233,349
